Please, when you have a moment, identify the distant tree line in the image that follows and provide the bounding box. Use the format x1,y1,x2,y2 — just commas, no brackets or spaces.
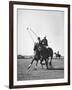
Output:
17,55,33,59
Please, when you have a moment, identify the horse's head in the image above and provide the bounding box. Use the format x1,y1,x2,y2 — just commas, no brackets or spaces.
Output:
37,44,43,52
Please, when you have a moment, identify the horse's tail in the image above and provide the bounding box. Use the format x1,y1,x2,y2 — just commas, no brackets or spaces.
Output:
48,47,53,57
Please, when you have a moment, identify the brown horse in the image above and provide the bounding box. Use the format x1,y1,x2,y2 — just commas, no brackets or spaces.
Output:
28,43,53,70
54,52,61,59
38,44,53,69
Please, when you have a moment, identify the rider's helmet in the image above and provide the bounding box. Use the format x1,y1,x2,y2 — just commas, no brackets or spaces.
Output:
44,36,46,39
37,37,40,40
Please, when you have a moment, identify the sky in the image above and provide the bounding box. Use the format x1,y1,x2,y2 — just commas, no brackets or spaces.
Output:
17,8,64,56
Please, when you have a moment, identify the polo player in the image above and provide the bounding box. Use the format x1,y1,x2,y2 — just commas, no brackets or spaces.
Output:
41,36,48,48
37,37,42,45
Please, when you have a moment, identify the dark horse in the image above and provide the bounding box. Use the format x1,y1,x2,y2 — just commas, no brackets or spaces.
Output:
54,52,61,59
28,43,53,69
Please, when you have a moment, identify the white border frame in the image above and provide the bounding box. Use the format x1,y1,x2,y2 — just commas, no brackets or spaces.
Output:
13,4,68,86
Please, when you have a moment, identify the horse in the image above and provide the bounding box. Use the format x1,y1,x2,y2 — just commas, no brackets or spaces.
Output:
38,44,53,69
28,43,53,70
54,52,61,59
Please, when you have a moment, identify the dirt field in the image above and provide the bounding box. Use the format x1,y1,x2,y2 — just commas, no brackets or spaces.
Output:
17,58,64,81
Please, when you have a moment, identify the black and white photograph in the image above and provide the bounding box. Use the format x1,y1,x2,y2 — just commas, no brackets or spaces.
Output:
9,1,70,88
17,7,64,81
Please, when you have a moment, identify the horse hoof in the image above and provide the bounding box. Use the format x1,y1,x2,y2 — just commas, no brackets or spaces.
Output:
51,66,53,69
42,66,44,69
34,68,37,70
46,68,48,70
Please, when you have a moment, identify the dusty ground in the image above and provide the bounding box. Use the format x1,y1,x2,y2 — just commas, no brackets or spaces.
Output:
17,58,64,81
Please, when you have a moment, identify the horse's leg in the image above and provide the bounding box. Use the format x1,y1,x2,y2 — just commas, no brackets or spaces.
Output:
34,60,38,70
49,56,53,68
28,58,35,69
40,58,43,69
59,55,60,59
49,57,52,66
59,56,60,59
45,58,48,69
